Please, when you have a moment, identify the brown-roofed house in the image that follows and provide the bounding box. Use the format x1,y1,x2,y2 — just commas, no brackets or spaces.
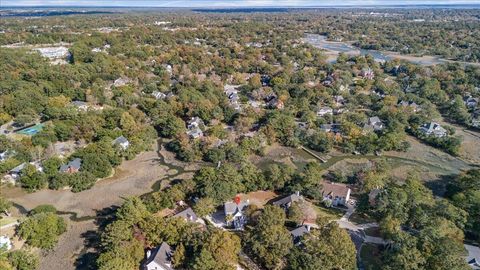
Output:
320,181,351,206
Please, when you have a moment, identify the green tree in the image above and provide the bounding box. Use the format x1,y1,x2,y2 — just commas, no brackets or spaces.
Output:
247,205,293,269
8,250,39,270
17,212,66,250
193,197,216,217
287,224,357,270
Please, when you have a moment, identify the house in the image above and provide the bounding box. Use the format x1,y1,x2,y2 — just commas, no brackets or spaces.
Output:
0,150,14,162
323,75,335,86
320,124,342,133
472,110,480,128
114,77,131,87
465,244,480,270
265,95,284,110
224,197,249,230
186,117,204,139
464,96,479,109
419,122,447,138
173,207,199,223
398,100,421,112
317,107,333,117
271,192,303,209
290,225,311,244
71,101,89,111
320,181,351,207
143,242,174,270
7,161,43,181
59,158,82,174
112,136,130,150
0,236,12,250
364,116,384,132
152,91,167,100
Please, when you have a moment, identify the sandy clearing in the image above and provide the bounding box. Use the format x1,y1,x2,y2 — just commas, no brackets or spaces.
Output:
3,148,169,217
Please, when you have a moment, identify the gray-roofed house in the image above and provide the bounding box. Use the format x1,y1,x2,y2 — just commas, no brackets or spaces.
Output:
465,244,480,270
60,158,82,174
364,116,384,132
143,242,174,270
321,181,351,207
112,136,130,150
71,101,89,111
224,198,250,230
320,124,342,133
271,192,303,209
186,117,204,139
464,96,479,109
290,225,311,244
398,100,421,112
419,122,447,138
7,162,43,181
173,207,198,223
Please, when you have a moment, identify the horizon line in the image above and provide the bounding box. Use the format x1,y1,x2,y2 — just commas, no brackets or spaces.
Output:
2,3,480,8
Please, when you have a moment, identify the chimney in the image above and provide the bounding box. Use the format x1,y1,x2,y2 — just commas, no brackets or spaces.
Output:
295,191,300,196
146,250,151,259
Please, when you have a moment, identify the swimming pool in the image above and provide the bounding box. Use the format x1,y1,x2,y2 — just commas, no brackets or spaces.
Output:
16,123,44,136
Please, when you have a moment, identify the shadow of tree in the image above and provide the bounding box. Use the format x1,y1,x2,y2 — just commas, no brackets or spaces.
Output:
74,205,119,270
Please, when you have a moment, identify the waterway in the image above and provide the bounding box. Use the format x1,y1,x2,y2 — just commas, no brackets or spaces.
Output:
304,33,448,66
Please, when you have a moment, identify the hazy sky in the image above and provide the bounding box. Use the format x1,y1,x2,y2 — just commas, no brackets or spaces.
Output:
3,0,480,7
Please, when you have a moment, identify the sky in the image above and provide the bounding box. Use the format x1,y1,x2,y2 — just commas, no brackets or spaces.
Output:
2,0,480,7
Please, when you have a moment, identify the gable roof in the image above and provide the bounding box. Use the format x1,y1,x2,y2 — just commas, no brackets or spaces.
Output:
271,192,303,207
290,225,310,239
10,162,27,173
321,182,350,198
113,136,129,145
173,207,198,222
60,158,82,172
145,242,173,270
224,201,249,215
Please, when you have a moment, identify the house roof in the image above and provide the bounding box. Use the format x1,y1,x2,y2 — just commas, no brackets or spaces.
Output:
10,162,27,173
145,242,173,270
321,181,350,198
113,136,129,145
369,116,381,125
224,201,249,215
173,207,198,222
271,192,303,207
60,158,82,172
71,101,88,107
465,244,480,269
290,225,310,239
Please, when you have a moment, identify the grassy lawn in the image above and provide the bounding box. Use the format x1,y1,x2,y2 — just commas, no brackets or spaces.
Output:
314,205,345,221
0,216,17,227
349,212,376,224
360,243,383,270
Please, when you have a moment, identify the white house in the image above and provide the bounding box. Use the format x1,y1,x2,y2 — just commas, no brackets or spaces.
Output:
112,136,130,150
152,91,167,100
419,122,447,138
0,236,12,250
320,181,351,207
224,198,250,230
142,242,174,270
186,117,204,139
317,107,333,117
